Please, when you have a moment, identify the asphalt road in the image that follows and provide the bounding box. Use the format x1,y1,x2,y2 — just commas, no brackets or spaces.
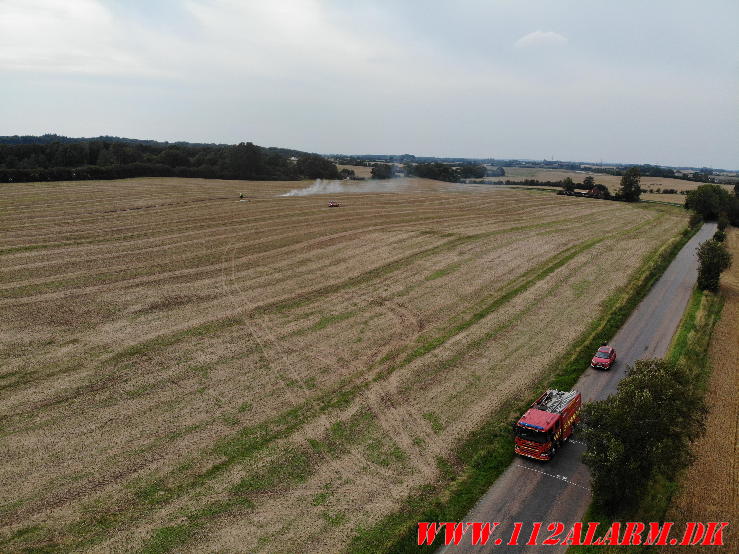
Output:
438,222,717,553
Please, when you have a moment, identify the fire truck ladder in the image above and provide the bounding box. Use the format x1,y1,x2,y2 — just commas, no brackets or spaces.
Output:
534,390,578,414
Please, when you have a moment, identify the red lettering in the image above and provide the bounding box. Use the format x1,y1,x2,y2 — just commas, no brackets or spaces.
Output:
582,522,600,545
526,522,543,545
543,522,565,545
620,522,645,545
644,522,673,545
561,522,584,546
701,522,729,546
419,520,727,548
680,522,706,546
469,522,498,545
444,522,468,545
418,522,440,546
597,522,621,545
508,522,523,545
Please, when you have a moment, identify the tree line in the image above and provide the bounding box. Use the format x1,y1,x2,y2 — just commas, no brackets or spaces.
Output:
368,162,501,182
0,137,340,182
578,163,728,184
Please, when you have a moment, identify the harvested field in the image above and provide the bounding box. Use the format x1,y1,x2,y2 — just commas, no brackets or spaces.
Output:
0,177,688,552
664,228,738,550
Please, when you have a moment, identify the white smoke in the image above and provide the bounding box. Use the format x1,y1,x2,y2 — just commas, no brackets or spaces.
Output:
279,178,411,197
280,179,347,197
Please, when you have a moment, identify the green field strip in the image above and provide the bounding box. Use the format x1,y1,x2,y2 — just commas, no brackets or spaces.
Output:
48,220,626,551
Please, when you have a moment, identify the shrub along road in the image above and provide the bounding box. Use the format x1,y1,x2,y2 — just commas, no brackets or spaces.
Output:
440,222,717,553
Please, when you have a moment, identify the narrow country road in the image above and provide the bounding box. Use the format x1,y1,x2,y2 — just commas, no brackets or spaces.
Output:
439,222,717,553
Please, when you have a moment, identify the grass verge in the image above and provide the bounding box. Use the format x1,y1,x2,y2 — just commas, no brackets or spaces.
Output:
346,222,700,553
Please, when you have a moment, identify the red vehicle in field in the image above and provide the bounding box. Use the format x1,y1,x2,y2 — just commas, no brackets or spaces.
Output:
328,201,341,207
514,389,581,461
591,345,616,370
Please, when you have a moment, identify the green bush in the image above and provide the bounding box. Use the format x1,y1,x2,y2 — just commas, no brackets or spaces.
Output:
688,211,703,228
717,212,729,231
696,239,732,292
581,359,707,514
685,184,732,221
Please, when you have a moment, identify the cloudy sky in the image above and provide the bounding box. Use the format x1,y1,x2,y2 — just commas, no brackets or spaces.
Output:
1,0,737,168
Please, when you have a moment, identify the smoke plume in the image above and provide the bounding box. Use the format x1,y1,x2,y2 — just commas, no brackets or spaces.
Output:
279,179,410,197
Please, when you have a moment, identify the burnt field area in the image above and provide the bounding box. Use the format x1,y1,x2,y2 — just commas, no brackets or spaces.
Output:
0,177,687,552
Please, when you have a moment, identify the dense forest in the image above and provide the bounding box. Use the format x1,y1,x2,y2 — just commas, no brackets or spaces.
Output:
366,162,493,182
404,162,495,182
0,135,339,182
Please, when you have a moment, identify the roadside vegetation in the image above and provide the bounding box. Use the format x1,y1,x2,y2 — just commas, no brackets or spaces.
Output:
581,358,708,514
685,183,739,226
663,229,738,553
696,239,732,292
573,254,728,553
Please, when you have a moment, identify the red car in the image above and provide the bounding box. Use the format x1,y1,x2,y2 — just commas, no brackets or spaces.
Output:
328,201,341,207
591,345,616,370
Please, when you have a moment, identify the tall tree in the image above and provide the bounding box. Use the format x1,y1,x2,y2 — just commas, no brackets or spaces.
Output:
583,175,595,189
562,177,576,192
617,167,641,202
96,148,116,166
581,358,706,514
370,163,393,179
685,184,731,220
296,154,339,179
696,239,732,292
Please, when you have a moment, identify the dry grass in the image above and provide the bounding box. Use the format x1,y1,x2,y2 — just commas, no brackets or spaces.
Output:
0,177,688,552
664,228,738,550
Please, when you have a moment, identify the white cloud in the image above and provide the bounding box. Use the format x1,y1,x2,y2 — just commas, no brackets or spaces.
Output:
0,2,736,167
514,30,568,49
0,0,169,77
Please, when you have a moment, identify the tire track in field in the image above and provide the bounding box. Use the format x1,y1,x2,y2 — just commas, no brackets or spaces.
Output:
94,221,633,551
0,212,640,417
1,208,587,535
220,232,435,497
161,218,650,550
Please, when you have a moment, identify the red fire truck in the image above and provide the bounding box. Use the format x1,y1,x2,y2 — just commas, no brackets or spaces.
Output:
514,389,581,461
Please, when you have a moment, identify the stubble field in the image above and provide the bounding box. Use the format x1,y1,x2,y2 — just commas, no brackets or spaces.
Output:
0,177,687,552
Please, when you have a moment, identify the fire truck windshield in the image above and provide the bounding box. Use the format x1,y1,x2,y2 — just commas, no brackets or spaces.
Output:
515,426,549,443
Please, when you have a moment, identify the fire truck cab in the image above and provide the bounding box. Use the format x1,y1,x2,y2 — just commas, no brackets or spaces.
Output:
514,389,581,461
